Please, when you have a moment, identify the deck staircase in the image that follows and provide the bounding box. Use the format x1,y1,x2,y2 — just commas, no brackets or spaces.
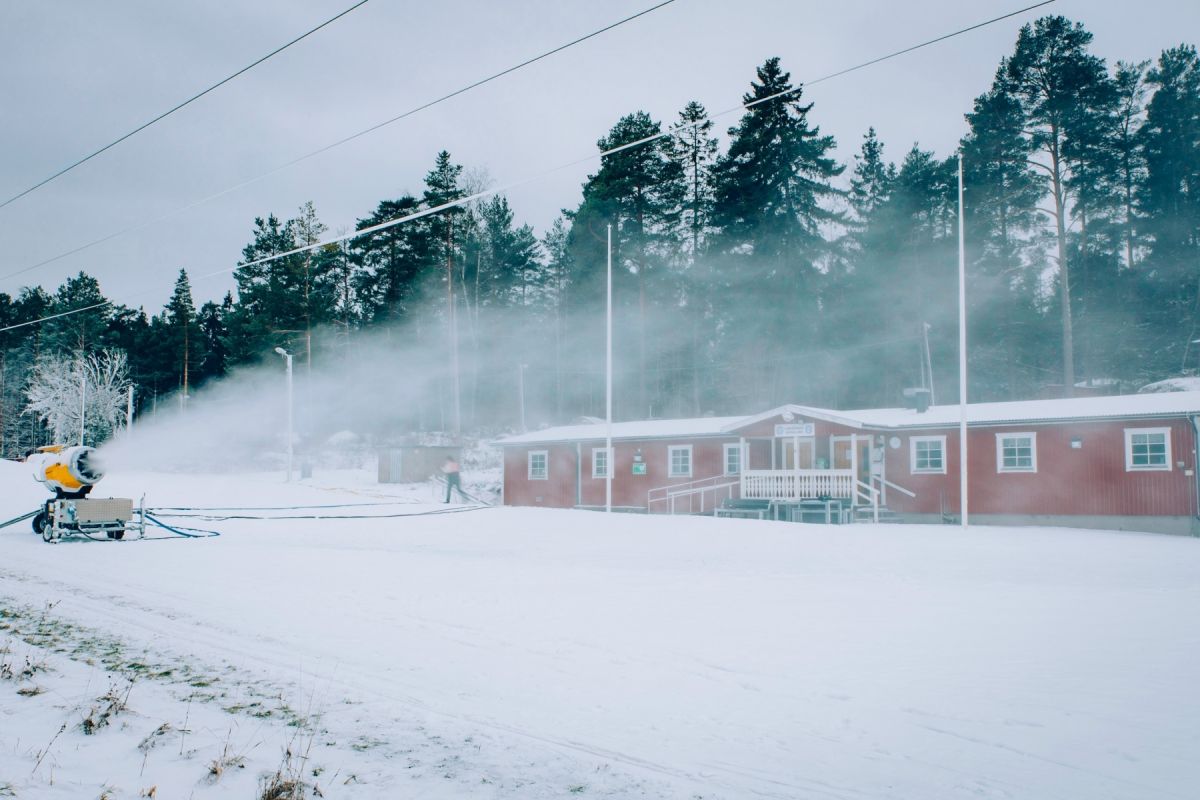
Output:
851,505,902,523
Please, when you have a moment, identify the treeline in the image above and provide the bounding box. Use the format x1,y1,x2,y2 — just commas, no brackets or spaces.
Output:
2,15,1198,454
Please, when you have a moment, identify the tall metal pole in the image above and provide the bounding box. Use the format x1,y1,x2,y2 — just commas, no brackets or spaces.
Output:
126,385,135,431
922,321,936,405
606,224,613,514
78,361,86,446
275,347,294,482
957,153,969,528
518,363,527,432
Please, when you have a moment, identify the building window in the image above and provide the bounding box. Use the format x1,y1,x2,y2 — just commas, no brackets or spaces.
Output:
1125,428,1171,471
592,447,610,479
668,445,692,478
528,450,548,480
723,443,741,476
910,436,946,474
996,432,1037,473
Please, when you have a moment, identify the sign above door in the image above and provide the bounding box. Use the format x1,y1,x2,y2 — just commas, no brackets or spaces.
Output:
774,423,815,437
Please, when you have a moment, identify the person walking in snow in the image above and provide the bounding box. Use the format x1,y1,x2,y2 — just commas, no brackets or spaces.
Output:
442,455,465,503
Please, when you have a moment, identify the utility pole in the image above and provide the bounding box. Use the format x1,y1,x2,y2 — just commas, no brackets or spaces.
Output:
606,224,613,514
448,217,461,437
78,361,86,446
957,153,969,528
922,322,936,405
275,347,294,482
518,363,528,432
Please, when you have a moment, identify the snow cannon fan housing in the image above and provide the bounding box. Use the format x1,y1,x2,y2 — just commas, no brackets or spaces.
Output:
29,445,105,497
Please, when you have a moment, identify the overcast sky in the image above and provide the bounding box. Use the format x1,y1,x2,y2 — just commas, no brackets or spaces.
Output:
2,0,1197,311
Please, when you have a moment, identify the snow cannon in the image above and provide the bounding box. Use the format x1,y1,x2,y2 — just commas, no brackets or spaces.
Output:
26,445,139,543
28,445,104,498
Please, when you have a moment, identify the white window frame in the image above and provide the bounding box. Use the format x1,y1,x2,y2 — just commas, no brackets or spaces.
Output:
668,445,693,478
527,450,548,480
1125,427,1171,472
723,443,741,476
996,432,1037,473
591,447,611,479
910,435,947,474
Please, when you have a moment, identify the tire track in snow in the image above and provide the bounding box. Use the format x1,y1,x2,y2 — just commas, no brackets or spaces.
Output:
1,565,831,799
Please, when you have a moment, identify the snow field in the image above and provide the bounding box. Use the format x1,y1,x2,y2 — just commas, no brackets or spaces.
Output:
2,459,1199,798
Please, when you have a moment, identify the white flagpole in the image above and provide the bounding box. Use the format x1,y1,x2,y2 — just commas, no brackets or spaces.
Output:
958,153,969,528
606,224,613,514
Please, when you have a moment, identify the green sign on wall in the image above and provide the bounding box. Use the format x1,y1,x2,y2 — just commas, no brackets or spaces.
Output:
632,462,647,475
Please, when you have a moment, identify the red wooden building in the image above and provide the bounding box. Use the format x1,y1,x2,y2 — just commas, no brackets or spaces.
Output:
498,393,1200,535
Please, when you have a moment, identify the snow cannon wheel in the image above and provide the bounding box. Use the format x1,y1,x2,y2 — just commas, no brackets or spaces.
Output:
107,530,125,541
32,511,47,536
41,520,55,543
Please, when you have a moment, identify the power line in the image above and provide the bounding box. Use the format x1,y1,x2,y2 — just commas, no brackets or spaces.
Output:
0,0,372,212
0,0,680,284
0,0,1055,336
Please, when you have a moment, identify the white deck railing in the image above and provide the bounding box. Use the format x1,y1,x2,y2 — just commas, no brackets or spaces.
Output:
741,469,856,500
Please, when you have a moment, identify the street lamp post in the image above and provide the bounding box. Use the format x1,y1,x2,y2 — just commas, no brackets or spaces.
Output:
274,347,294,482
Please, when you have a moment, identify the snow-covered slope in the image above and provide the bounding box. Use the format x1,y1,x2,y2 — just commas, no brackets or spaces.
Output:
2,464,1199,798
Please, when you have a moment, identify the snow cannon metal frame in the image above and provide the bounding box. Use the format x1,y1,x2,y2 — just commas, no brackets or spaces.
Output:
27,445,143,543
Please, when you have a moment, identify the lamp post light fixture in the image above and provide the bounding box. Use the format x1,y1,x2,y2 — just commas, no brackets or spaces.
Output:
274,347,294,482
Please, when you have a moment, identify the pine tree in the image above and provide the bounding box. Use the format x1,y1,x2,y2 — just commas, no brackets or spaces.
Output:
711,57,844,405
961,67,1047,400
195,298,230,385
424,151,467,434
1140,44,1200,373
671,101,719,263
228,214,304,362
581,111,684,416
351,196,427,323
848,127,896,220
292,201,330,376
164,269,203,406
43,272,111,355
1113,60,1152,270
671,101,720,414
1005,15,1112,393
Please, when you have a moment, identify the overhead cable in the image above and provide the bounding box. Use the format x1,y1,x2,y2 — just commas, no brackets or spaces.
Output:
0,0,1055,336
0,0,679,283
0,0,372,212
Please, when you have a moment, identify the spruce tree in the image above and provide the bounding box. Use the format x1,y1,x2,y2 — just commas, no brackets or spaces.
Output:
961,68,1047,400
351,196,426,323
43,272,111,355
848,127,896,220
164,268,203,405
711,57,844,405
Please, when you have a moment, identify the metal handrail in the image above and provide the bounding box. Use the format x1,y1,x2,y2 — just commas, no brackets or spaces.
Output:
647,474,741,515
855,479,880,523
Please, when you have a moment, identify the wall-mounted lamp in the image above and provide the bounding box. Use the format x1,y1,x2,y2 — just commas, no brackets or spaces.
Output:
1070,437,1083,449
633,448,644,463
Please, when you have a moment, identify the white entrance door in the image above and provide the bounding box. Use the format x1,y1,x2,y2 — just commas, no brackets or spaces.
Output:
780,439,814,469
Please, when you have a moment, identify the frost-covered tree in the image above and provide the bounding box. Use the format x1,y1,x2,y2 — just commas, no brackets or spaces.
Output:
25,349,131,445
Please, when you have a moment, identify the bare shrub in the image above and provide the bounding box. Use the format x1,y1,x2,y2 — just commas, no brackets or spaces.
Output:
82,680,133,734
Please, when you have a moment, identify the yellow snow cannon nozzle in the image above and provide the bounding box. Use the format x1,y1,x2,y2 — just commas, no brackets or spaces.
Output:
28,445,105,496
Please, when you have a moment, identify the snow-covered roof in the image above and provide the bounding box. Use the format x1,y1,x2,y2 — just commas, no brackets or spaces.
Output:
497,393,1200,446
1138,377,1200,394
831,391,1200,429
496,416,745,445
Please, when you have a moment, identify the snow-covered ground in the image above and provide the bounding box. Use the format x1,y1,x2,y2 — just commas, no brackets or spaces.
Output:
2,460,1199,799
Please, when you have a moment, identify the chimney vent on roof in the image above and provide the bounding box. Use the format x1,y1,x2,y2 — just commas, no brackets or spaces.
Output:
902,387,932,413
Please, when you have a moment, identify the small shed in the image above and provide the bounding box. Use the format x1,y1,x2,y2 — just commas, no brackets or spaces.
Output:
378,439,460,484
